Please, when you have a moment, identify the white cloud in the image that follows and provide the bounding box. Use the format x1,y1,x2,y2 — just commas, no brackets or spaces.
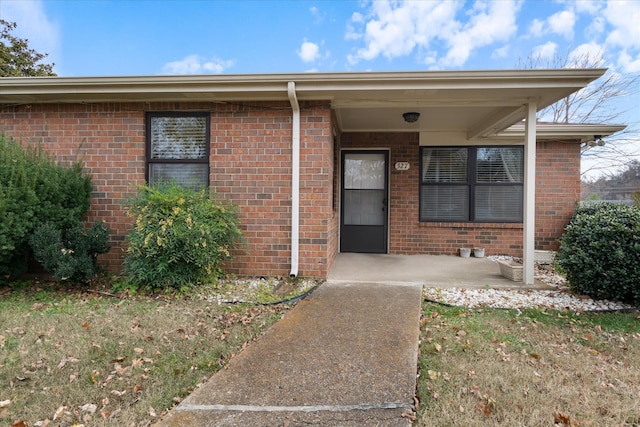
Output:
346,0,521,68
345,12,364,41
528,18,544,37
298,40,321,63
161,55,235,75
568,43,604,67
441,0,521,67
533,41,558,60
0,0,60,71
347,1,462,64
547,10,576,39
491,45,510,59
584,15,606,39
618,51,640,73
603,0,640,50
527,7,581,40
573,0,602,15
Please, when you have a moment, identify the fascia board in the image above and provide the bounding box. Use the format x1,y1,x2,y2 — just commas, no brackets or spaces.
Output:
0,69,606,104
495,123,627,142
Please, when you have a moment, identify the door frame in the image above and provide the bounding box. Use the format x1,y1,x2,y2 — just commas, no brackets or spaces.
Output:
338,148,390,254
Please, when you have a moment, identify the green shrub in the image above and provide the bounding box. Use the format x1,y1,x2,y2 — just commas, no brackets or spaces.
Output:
0,134,92,278
556,203,640,305
29,221,111,282
123,182,243,289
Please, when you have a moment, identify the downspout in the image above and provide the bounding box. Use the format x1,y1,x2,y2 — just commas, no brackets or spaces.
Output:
287,81,300,278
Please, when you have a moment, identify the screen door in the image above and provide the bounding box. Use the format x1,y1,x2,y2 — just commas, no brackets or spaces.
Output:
340,151,388,253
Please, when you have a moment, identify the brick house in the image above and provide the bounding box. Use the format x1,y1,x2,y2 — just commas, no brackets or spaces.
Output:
0,70,624,284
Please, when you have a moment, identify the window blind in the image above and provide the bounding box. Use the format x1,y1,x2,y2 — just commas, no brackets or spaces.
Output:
150,116,207,160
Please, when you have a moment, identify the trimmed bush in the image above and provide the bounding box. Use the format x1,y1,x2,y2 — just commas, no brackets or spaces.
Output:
0,134,92,278
123,182,243,289
29,221,111,282
557,203,640,305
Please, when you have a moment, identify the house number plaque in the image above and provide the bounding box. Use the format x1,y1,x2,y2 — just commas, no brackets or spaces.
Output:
395,162,410,171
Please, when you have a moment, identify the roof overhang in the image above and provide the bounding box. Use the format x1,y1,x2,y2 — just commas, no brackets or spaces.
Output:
0,69,608,140
496,122,627,143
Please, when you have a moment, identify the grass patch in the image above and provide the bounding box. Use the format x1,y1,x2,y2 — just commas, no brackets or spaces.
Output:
0,280,292,426
417,302,640,426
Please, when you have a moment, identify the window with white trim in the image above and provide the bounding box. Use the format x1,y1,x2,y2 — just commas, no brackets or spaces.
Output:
420,146,524,222
146,112,210,189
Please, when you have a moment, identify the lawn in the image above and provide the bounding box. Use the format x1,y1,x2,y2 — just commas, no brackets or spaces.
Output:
0,278,309,427
3,278,639,427
416,303,640,426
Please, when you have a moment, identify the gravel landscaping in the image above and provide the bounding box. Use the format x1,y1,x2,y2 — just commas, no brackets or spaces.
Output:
423,256,639,312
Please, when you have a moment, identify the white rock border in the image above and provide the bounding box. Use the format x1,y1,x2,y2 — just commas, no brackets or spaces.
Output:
423,256,638,312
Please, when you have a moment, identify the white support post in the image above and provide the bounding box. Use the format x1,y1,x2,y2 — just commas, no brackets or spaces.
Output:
523,101,537,285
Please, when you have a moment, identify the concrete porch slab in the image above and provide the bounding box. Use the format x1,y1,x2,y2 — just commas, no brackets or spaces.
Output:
328,253,547,289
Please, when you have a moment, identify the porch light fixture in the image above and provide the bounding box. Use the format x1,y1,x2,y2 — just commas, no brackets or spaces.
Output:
586,135,606,147
403,112,420,123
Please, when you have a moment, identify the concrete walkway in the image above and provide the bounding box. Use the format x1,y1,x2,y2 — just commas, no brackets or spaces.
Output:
156,281,422,426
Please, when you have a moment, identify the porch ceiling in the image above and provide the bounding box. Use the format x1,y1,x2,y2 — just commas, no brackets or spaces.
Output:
0,69,606,139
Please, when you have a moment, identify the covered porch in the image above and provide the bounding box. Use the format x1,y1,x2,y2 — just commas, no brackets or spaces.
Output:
327,253,547,289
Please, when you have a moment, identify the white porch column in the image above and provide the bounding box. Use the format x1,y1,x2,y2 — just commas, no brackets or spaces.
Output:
523,101,537,284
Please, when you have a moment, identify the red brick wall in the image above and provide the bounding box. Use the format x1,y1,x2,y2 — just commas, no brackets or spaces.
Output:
0,101,335,278
340,133,581,257
535,140,581,251
0,103,146,270
210,101,334,277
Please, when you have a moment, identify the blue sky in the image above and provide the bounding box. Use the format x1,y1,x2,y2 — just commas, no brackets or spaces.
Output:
2,0,639,177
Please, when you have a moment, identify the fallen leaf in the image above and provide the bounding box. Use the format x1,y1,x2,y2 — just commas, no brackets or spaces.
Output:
82,321,90,329
427,370,440,380
134,347,144,354
149,406,157,417
400,411,417,421
57,357,80,370
434,343,442,352
53,405,67,420
12,421,27,427
0,400,9,408
79,403,97,414
133,384,143,393
553,412,572,425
